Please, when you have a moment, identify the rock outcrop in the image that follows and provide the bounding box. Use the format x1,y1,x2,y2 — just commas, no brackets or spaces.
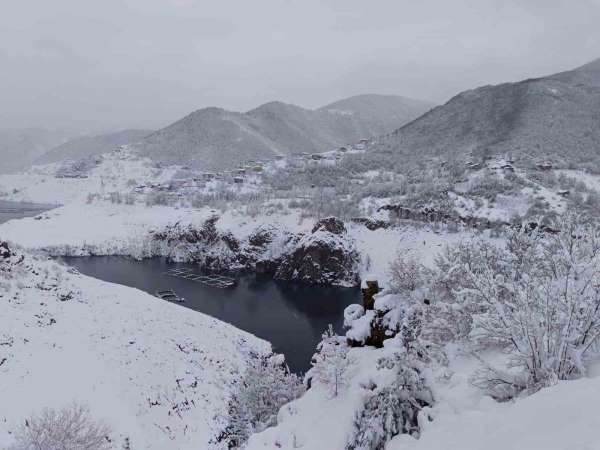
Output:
350,217,391,231
274,217,360,287
0,241,11,260
345,278,409,347
151,216,242,271
380,203,560,234
151,216,361,286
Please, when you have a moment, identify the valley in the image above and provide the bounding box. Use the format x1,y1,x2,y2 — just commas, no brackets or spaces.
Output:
2,44,600,449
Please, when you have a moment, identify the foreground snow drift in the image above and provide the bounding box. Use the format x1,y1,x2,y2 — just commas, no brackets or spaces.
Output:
0,242,270,449
390,374,600,450
246,342,600,450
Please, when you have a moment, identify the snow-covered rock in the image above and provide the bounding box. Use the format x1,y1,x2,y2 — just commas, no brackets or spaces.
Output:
275,217,360,286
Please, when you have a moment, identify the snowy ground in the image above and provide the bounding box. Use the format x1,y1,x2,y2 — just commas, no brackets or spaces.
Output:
0,245,271,449
3,156,597,450
246,340,600,450
451,164,569,222
0,201,307,256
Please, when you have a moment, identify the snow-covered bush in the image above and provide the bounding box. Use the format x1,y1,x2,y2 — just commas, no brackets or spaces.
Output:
465,171,515,201
310,325,354,397
145,191,173,206
387,253,429,296
219,355,304,448
55,158,98,179
9,404,112,450
430,214,600,399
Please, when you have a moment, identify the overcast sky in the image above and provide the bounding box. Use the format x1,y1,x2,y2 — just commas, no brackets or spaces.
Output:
2,0,599,131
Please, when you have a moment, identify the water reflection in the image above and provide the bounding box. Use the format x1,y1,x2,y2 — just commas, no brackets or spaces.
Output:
60,256,359,373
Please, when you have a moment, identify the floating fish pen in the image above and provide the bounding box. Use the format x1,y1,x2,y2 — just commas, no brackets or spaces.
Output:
155,289,185,303
164,268,236,288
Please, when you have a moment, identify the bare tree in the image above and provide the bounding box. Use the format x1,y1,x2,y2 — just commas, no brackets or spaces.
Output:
387,254,428,295
10,404,112,450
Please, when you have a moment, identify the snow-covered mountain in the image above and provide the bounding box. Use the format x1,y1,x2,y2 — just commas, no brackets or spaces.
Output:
36,129,153,165
374,58,600,169
551,57,600,88
319,94,434,137
132,94,434,170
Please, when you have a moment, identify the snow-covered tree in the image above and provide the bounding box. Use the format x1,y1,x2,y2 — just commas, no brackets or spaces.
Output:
310,325,354,398
348,363,433,450
430,214,600,398
347,310,435,450
9,404,112,450
219,355,304,448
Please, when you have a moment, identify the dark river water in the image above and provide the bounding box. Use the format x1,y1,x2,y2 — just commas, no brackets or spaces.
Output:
0,200,55,224
60,256,360,373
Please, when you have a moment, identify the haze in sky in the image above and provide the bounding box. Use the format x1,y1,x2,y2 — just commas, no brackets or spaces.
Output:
1,0,599,131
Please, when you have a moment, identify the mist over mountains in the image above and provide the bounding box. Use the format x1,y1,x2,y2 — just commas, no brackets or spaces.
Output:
132,94,434,170
374,58,600,169
0,128,75,174
36,129,153,165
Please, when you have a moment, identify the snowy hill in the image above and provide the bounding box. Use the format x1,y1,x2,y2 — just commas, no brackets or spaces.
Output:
0,241,270,449
133,94,433,170
36,129,153,165
374,57,600,170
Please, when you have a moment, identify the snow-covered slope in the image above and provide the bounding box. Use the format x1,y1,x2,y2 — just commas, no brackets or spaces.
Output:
246,340,600,450
0,242,270,449
389,374,600,450
0,150,178,205
374,57,600,170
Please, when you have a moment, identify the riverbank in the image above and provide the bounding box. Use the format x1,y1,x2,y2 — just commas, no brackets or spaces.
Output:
0,201,471,288
60,256,359,373
0,241,271,449
0,200,55,224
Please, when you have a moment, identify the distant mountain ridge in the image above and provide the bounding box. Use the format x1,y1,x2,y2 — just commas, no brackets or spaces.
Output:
374,58,600,169
133,94,434,170
0,128,75,174
36,129,153,165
